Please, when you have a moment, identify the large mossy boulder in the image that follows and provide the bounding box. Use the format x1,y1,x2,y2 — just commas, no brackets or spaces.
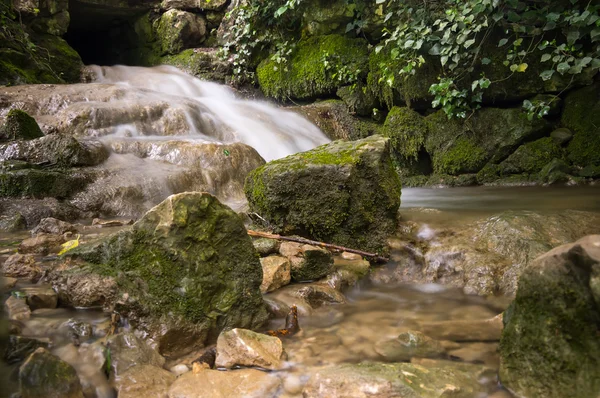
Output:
244,135,401,254
497,137,564,175
19,348,84,398
563,82,600,168
49,192,268,357
155,10,207,55
257,34,369,100
499,235,600,398
300,0,354,36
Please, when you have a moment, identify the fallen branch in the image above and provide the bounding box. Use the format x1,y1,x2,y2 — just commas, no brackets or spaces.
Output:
247,230,389,263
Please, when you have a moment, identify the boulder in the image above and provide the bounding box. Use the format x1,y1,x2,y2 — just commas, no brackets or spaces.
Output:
0,109,44,141
161,48,232,82
156,10,207,55
500,235,600,398
1,253,41,282
257,35,369,100
302,361,489,398
336,84,379,117
19,348,84,398
259,255,291,293
300,0,354,36
168,368,282,398
563,82,600,167
550,128,574,146
31,217,77,236
245,135,401,254
18,233,65,255
252,238,279,256
215,328,284,370
0,213,27,232
106,333,165,379
5,296,31,321
116,364,176,398
19,285,58,310
374,330,446,362
0,169,91,199
49,193,267,357
283,244,333,282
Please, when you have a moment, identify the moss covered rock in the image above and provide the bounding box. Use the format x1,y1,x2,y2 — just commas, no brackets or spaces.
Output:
54,192,268,357
499,235,600,398
155,10,207,55
257,34,369,100
498,137,564,175
19,348,84,398
425,107,551,175
161,48,232,82
563,83,600,167
0,169,89,199
1,109,44,141
336,84,379,116
245,135,401,254
300,0,354,36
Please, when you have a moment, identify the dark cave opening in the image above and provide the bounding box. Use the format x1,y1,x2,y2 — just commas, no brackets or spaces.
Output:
64,0,152,66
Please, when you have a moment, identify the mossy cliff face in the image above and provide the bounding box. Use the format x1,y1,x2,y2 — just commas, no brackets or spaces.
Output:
244,135,401,254
257,34,370,100
53,192,268,357
563,82,600,168
499,235,600,398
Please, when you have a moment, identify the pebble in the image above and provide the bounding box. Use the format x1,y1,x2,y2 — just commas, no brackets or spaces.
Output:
170,364,190,376
283,374,304,395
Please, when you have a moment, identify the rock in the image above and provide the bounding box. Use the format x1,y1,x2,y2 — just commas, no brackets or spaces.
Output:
168,368,282,398
161,0,227,11
0,134,109,168
257,35,369,100
341,251,362,261
61,319,93,341
291,100,382,141
49,270,118,308
374,330,446,361
538,158,573,184
107,333,165,379
245,135,401,254
303,361,489,398
1,254,41,282
325,256,370,291
169,364,190,376
336,84,379,116
252,238,279,256
563,82,600,167
419,315,503,342
300,0,354,36
262,296,290,318
497,137,564,175
19,285,57,310
0,213,27,232
2,276,18,289
5,295,31,321
115,364,176,398
0,109,44,141
551,127,574,146
260,255,291,293
19,348,84,398
4,336,50,365
31,218,77,236
475,210,600,295
50,193,267,357
499,235,600,398
289,245,333,282
0,168,91,199
19,233,65,255
156,10,207,55
580,164,600,179
215,328,284,370
285,283,346,309
161,48,232,82
91,218,133,228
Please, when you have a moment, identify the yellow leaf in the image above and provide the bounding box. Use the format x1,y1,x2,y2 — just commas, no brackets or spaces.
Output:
58,234,80,255
517,63,528,72
375,5,383,16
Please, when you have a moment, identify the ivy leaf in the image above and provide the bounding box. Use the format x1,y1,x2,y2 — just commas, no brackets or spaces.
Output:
547,12,560,22
274,6,288,17
441,55,449,66
472,80,479,91
541,54,552,62
567,30,580,44
557,62,570,74
517,63,528,72
498,38,508,47
481,57,491,65
591,28,600,40
404,39,415,48
510,64,518,72
464,39,476,48
429,43,441,55
592,58,600,69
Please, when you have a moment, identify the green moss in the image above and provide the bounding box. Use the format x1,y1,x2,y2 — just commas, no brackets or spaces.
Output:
2,109,44,140
0,169,87,198
563,83,600,167
499,137,564,175
33,34,83,83
257,34,369,100
382,106,427,161
433,137,487,175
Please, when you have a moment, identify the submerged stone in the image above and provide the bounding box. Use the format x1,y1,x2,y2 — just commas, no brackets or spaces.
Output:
374,330,446,362
245,135,401,254
500,235,600,398
19,348,84,398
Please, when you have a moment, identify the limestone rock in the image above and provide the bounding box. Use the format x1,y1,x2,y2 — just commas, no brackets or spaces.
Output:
107,333,165,379
19,348,84,398
215,328,284,370
19,285,58,310
1,254,41,282
374,331,446,361
245,135,401,254
0,109,44,141
156,10,207,55
115,364,176,398
31,217,77,236
49,270,118,308
252,238,279,256
50,193,267,357
168,368,281,398
19,233,65,255
260,255,291,293
5,296,31,321
500,235,600,398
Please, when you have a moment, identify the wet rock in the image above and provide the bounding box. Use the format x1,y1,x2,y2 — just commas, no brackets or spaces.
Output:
4,335,50,365
49,271,118,308
291,245,334,282
419,315,503,342
0,198,84,229
169,364,190,376
337,84,379,116
5,295,31,321
500,235,600,398
161,0,227,11
50,192,268,357
0,213,27,232
303,361,488,398
0,109,44,141
61,319,93,341
448,342,499,367
2,253,42,282
19,285,58,310
156,10,207,55
551,127,574,146
91,218,133,228
563,82,600,168
260,255,291,293
19,347,84,398
18,233,65,255
115,364,176,398
374,330,446,362
107,333,165,379
31,217,77,236
246,135,400,255
294,284,346,308
0,168,91,199
252,238,279,256
2,276,18,289
262,296,290,318
168,368,282,398
215,328,284,370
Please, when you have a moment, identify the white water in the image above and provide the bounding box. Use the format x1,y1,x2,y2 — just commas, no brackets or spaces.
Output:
87,64,330,161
